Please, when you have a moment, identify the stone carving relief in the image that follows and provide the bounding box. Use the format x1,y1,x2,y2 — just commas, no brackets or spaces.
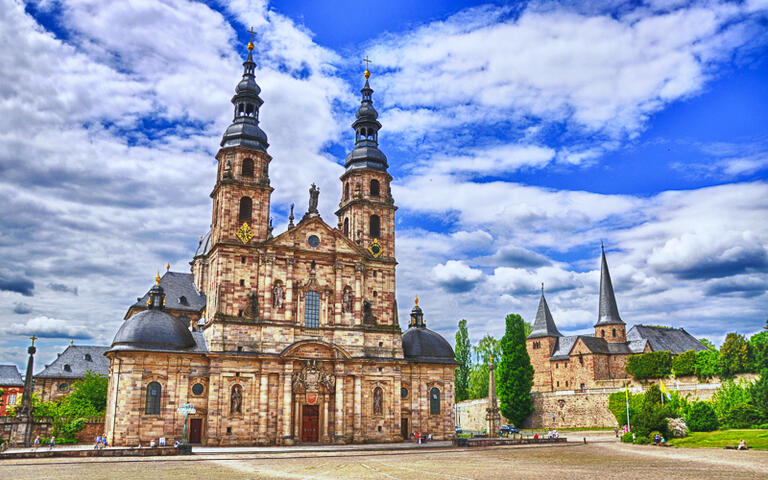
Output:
342,286,353,314
272,281,285,309
231,384,243,415
291,359,336,393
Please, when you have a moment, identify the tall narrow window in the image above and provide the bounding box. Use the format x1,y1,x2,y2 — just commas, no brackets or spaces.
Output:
145,382,161,415
239,196,252,224
344,183,350,200
369,215,380,238
373,387,383,415
304,291,320,328
612,328,617,338
242,158,254,177
429,387,440,415
370,179,380,197
343,218,349,236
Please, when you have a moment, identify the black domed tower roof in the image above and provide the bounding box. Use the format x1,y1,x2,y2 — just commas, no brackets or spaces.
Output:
344,66,388,173
110,279,196,352
402,298,456,364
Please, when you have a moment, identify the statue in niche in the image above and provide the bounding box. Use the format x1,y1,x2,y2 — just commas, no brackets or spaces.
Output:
373,387,383,415
223,157,233,179
342,287,353,314
247,290,258,318
272,282,284,309
231,384,242,415
308,183,319,214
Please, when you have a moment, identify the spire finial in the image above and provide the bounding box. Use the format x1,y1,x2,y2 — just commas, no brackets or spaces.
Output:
541,282,544,295
247,26,256,52
155,272,161,285
70,339,74,345
363,55,372,79
414,296,419,306
601,240,605,252
166,263,170,272
29,335,38,346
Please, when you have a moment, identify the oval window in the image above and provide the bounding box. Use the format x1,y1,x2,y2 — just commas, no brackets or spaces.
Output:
307,235,320,248
400,387,408,399
58,383,70,392
192,383,204,395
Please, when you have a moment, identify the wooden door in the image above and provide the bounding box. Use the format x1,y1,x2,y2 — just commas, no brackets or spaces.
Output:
301,404,319,442
189,418,202,444
401,418,409,439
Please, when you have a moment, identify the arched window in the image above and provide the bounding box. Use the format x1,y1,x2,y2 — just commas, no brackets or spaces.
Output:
429,387,440,415
601,329,605,338
343,218,349,236
612,328,617,338
145,382,161,415
344,183,350,200
84,354,92,361
370,179,380,197
238,196,252,224
242,158,254,177
579,353,584,365
304,291,320,328
373,387,383,415
369,215,380,239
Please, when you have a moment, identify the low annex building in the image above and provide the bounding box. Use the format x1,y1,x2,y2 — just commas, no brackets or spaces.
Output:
104,42,456,447
527,246,707,392
34,344,109,402
0,365,23,416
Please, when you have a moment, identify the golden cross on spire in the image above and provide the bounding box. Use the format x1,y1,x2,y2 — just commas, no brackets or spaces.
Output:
30,335,38,346
363,55,372,79
247,26,256,52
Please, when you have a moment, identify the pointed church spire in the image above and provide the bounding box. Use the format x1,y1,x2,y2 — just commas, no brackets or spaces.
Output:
528,285,562,339
220,28,268,150
344,60,388,173
595,244,624,326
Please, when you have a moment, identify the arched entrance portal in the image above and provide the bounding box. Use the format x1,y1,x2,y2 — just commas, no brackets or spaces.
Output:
291,359,336,443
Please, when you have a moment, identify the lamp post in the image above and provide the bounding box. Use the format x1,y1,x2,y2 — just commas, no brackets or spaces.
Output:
177,403,196,454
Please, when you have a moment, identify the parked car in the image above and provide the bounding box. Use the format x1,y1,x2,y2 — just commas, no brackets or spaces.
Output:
455,425,463,434
499,425,519,436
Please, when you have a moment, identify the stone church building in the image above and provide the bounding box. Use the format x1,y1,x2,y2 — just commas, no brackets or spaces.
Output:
103,42,456,446
527,246,707,392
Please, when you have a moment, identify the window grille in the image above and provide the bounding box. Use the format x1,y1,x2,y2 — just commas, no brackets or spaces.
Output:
304,291,320,328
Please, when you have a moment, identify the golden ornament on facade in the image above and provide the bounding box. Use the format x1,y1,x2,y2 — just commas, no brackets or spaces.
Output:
237,222,254,245
367,237,383,258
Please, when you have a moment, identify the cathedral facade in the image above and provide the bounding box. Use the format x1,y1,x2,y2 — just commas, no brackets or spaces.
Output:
103,42,456,446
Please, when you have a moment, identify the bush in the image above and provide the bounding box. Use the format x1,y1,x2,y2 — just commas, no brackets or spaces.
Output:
672,350,695,377
754,423,768,430
626,351,672,380
666,417,687,438
621,432,634,443
608,389,642,426
685,401,719,432
635,436,651,445
694,350,720,381
723,403,761,429
712,379,753,426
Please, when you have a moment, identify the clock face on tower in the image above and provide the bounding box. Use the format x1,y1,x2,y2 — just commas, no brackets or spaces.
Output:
368,238,383,258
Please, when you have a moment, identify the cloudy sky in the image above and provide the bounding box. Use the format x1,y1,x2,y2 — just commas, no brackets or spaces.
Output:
1,0,767,372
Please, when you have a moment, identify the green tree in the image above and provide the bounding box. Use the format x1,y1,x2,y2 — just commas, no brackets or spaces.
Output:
454,319,472,402
685,401,718,432
468,364,490,399
671,350,695,377
523,321,533,338
694,349,720,381
474,334,501,364
608,388,642,427
467,335,501,399
699,338,717,351
719,333,750,378
59,371,108,417
748,331,768,372
497,313,534,427
625,351,673,379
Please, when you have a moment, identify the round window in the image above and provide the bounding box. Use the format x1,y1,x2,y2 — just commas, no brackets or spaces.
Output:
400,387,408,399
307,235,320,248
58,383,70,392
192,383,204,395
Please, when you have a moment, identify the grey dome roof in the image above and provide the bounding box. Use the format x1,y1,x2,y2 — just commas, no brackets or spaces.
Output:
110,309,195,352
221,121,269,150
402,327,456,363
344,146,388,171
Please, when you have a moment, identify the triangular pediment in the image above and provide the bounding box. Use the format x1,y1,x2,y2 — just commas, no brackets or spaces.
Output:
266,216,368,257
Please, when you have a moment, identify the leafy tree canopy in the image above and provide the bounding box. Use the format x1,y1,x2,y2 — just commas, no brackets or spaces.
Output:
454,319,472,403
497,313,534,427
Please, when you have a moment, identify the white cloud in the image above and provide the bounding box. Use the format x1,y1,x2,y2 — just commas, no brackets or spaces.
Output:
432,260,484,293
5,316,93,339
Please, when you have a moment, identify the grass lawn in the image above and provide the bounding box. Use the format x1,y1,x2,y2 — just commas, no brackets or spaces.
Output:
670,429,768,450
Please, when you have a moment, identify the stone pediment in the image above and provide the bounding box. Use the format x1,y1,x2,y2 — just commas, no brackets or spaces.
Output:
266,216,367,257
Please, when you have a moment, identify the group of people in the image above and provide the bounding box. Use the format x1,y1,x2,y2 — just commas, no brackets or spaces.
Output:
412,432,432,444
94,434,109,449
547,429,559,439
653,433,668,446
31,435,56,451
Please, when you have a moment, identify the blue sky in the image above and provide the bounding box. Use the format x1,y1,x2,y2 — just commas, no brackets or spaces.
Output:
0,0,767,372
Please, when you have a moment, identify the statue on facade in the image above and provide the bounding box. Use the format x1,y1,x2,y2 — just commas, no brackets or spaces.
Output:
308,183,319,214
373,387,383,415
272,282,284,308
247,290,258,318
342,287,353,314
223,157,233,179
231,384,242,415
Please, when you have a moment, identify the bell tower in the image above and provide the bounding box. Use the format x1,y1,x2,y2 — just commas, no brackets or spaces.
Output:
335,61,397,260
207,35,273,318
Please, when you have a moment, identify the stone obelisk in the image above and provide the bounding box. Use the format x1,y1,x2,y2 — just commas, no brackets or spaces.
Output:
485,358,501,437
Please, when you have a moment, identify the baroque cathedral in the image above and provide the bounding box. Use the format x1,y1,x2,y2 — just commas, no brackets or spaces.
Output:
103,40,456,446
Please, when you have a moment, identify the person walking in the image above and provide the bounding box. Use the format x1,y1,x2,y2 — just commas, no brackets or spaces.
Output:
101,434,108,448
49,436,56,450
95,434,102,449
33,436,40,452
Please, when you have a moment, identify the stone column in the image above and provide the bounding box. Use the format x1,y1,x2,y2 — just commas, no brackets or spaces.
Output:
258,372,269,444
262,254,274,320
353,375,362,440
285,257,295,323
393,375,402,439
282,365,294,445
334,370,345,443
322,395,329,442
